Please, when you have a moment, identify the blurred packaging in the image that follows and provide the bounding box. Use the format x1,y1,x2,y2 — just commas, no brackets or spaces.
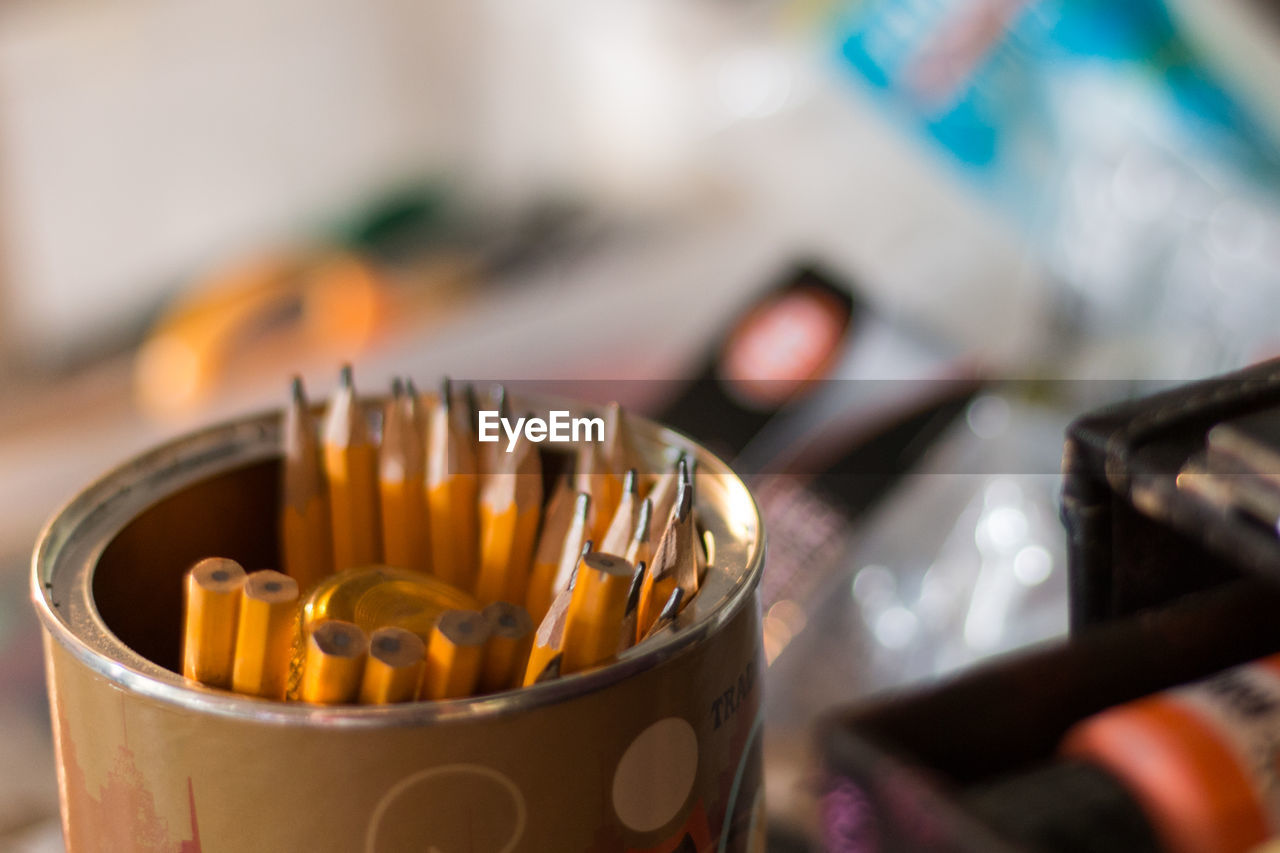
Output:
830,0,1280,375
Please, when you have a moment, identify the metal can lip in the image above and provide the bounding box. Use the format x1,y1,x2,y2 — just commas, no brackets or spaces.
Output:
32,401,765,727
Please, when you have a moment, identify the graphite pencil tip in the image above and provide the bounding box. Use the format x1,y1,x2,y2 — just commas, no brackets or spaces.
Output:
339,363,354,390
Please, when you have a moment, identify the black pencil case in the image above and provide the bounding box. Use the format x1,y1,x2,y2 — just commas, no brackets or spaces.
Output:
819,358,1280,852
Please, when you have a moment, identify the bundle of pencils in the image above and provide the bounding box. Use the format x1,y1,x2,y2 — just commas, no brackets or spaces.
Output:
180,366,705,704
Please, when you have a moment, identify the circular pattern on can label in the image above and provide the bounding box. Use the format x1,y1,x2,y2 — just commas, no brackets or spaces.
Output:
611,717,699,832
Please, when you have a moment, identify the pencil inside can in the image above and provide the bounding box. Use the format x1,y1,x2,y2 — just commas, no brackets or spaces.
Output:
33,398,765,852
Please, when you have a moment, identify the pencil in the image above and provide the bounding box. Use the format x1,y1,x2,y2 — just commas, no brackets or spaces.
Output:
231,570,299,700
420,609,490,700
649,454,693,535
617,561,646,655
300,619,368,705
379,378,430,573
636,479,697,637
475,410,543,606
522,583,574,687
623,497,653,570
531,652,563,684
528,492,590,623
479,601,535,693
183,557,247,688
599,468,639,556
639,586,685,643
560,551,635,674
359,626,426,704
578,404,631,540
425,378,479,590
547,491,591,612
323,364,382,572
280,377,333,591
525,475,576,621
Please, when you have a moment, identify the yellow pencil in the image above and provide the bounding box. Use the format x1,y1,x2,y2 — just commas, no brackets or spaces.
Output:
546,496,591,613
300,619,368,705
624,497,653,570
561,551,634,674
280,377,333,592
639,586,685,643
475,413,542,606
425,378,479,590
479,601,535,693
649,453,693,536
599,468,639,556
636,479,697,637
323,364,382,572
420,609,490,700
359,626,426,704
525,475,575,621
379,378,429,573
231,570,299,699
617,561,646,655
183,557,247,688
522,583,574,687
531,652,563,684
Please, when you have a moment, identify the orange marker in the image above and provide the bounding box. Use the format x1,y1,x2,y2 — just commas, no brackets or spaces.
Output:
420,609,490,700
280,377,333,592
425,378,479,590
379,378,429,573
323,364,382,571
479,601,535,693
231,570,299,700
182,558,247,688
300,620,368,705
359,626,426,704
560,552,634,674
1060,654,1280,853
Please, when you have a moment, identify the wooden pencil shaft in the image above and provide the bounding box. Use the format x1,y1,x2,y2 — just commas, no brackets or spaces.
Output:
231,570,299,699
183,558,247,688
300,620,368,704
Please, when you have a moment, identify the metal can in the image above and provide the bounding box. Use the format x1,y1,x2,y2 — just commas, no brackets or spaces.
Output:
32,402,765,852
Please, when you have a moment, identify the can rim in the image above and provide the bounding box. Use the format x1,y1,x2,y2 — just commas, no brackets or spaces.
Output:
31,401,765,726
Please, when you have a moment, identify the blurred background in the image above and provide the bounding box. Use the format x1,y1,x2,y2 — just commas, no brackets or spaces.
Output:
3,0,1280,849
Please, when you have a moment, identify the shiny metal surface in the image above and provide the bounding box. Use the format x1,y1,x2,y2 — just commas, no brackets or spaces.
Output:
32,399,763,726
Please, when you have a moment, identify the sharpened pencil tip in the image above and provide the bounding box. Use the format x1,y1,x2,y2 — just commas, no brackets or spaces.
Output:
623,468,637,495
390,377,404,398
339,363,353,389
634,498,652,542
625,562,645,616
440,376,452,412
675,480,692,522
290,375,305,404
660,586,684,621
405,378,419,398
491,384,508,420
534,653,563,683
